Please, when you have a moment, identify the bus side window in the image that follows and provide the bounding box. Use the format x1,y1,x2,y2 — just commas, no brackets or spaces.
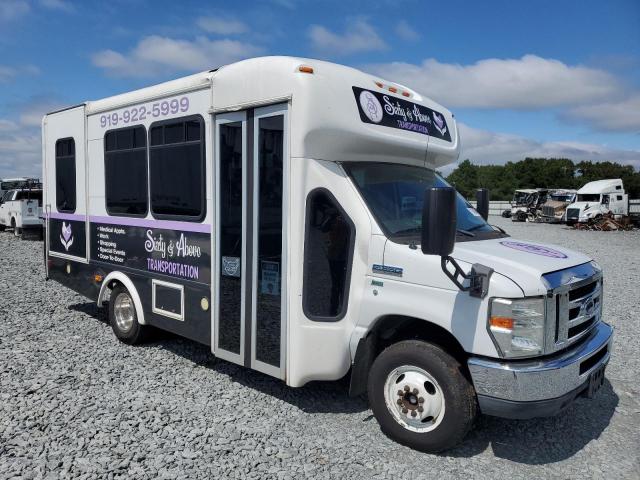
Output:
55,138,76,212
302,189,355,321
149,116,205,221
104,126,148,216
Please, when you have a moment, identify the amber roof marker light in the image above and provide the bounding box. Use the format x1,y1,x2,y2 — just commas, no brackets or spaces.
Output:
298,65,314,74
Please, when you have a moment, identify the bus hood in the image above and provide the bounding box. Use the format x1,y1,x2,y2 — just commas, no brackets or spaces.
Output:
450,237,592,294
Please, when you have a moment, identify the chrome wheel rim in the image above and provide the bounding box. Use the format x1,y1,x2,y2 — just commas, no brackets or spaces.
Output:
383,365,445,433
113,292,135,332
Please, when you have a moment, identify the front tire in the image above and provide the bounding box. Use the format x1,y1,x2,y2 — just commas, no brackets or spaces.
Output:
368,340,477,453
108,284,147,344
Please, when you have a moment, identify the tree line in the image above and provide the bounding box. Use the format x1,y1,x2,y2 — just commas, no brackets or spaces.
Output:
446,158,640,200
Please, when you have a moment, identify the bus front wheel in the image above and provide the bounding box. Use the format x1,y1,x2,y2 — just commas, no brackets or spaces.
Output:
367,340,477,453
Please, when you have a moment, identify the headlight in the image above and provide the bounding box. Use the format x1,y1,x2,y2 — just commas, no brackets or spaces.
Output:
488,297,546,358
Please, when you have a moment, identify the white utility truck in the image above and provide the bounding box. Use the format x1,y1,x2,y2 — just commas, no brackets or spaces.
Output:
0,177,40,198
42,57,612,452
565,179,628,224
0,186,43,238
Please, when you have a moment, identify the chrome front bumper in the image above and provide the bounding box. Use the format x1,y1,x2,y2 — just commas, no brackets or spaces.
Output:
468,322,613,418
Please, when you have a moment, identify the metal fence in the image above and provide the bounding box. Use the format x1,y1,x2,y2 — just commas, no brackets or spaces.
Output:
469,200,640,216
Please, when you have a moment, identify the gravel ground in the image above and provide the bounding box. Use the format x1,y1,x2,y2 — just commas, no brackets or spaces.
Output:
1,218,639,479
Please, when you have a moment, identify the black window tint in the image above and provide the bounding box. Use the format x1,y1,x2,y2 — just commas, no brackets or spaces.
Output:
186,120,200,141
150,126,163,146
149,116,205,220
55,138,76,212
303,189,355,321
164,123,184,144
104,126,148,216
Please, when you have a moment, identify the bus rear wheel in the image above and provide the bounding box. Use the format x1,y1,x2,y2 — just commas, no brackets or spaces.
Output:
108,284,147,344
368,340,477,453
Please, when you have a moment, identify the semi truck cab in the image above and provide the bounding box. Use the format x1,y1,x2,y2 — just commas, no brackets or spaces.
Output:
566,179,628,224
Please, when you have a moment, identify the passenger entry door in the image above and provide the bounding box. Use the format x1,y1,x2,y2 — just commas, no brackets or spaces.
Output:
214,105,288,380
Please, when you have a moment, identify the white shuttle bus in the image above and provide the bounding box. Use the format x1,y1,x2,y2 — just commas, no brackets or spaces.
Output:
42,57,612,452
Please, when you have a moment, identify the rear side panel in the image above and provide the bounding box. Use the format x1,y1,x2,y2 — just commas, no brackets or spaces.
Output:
44,106,88,262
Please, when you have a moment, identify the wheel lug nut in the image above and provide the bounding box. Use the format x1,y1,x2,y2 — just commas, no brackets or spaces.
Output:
411,411,417,417
397,390,403,396
413,388,419,395
402,408,408,414
417,406,424,413
396,399,403,405
418,397,424,403
404,385,410,392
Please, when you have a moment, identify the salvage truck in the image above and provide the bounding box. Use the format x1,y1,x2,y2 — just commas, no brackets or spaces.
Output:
566,179,628,225
42,57,612,452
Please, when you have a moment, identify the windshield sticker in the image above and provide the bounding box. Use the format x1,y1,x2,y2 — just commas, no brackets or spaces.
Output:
500,241,568,259
468,207,482,217
353,86,452,142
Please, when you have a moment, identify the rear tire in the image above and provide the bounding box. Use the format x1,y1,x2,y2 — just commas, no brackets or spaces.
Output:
108,284,147,345
0,224,5,231
368,340,477,453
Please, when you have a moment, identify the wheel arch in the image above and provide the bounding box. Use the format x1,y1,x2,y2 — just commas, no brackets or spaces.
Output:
349,315,469,397
97,271,147,325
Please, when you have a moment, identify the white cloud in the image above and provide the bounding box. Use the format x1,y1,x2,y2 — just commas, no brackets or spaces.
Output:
448,122,640,175
0,66,17,83
0,119,19,132
19,98,63,127
40,0,74,12
309,19,387,56
0,97,65,177
368,55,621,109
564,94,640,133
92,35,262,78
197,16,248,35
0,0,29,21
395,20,420,41
0,64,40,83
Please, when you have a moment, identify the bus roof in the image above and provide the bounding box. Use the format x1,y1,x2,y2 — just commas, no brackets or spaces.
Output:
49,56,461,169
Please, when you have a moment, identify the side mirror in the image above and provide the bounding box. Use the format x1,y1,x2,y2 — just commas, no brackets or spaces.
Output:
421,187,456,256
476,188,490,221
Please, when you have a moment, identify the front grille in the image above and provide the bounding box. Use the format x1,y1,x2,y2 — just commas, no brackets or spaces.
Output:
568,315,596,338
566,208,579,220
543,265,602,355
542,205,555,217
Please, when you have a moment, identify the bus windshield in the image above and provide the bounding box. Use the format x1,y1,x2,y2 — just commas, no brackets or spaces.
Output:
344,162,502,243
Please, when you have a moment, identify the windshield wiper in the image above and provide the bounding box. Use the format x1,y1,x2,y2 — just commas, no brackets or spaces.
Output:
456,229,475,237
393,226,422,235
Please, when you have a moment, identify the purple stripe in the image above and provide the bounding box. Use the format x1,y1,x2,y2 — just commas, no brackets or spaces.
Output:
90,215,211,233
49,212,85,221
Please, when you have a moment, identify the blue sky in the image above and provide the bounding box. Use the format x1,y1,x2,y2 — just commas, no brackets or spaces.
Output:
1,0,639,177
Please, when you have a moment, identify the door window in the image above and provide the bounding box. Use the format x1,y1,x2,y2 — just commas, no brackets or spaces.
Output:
218,121,244,355
303,189,355,321
255,114,284,367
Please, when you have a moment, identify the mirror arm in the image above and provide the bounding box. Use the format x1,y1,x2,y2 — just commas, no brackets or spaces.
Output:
440,256,494,299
